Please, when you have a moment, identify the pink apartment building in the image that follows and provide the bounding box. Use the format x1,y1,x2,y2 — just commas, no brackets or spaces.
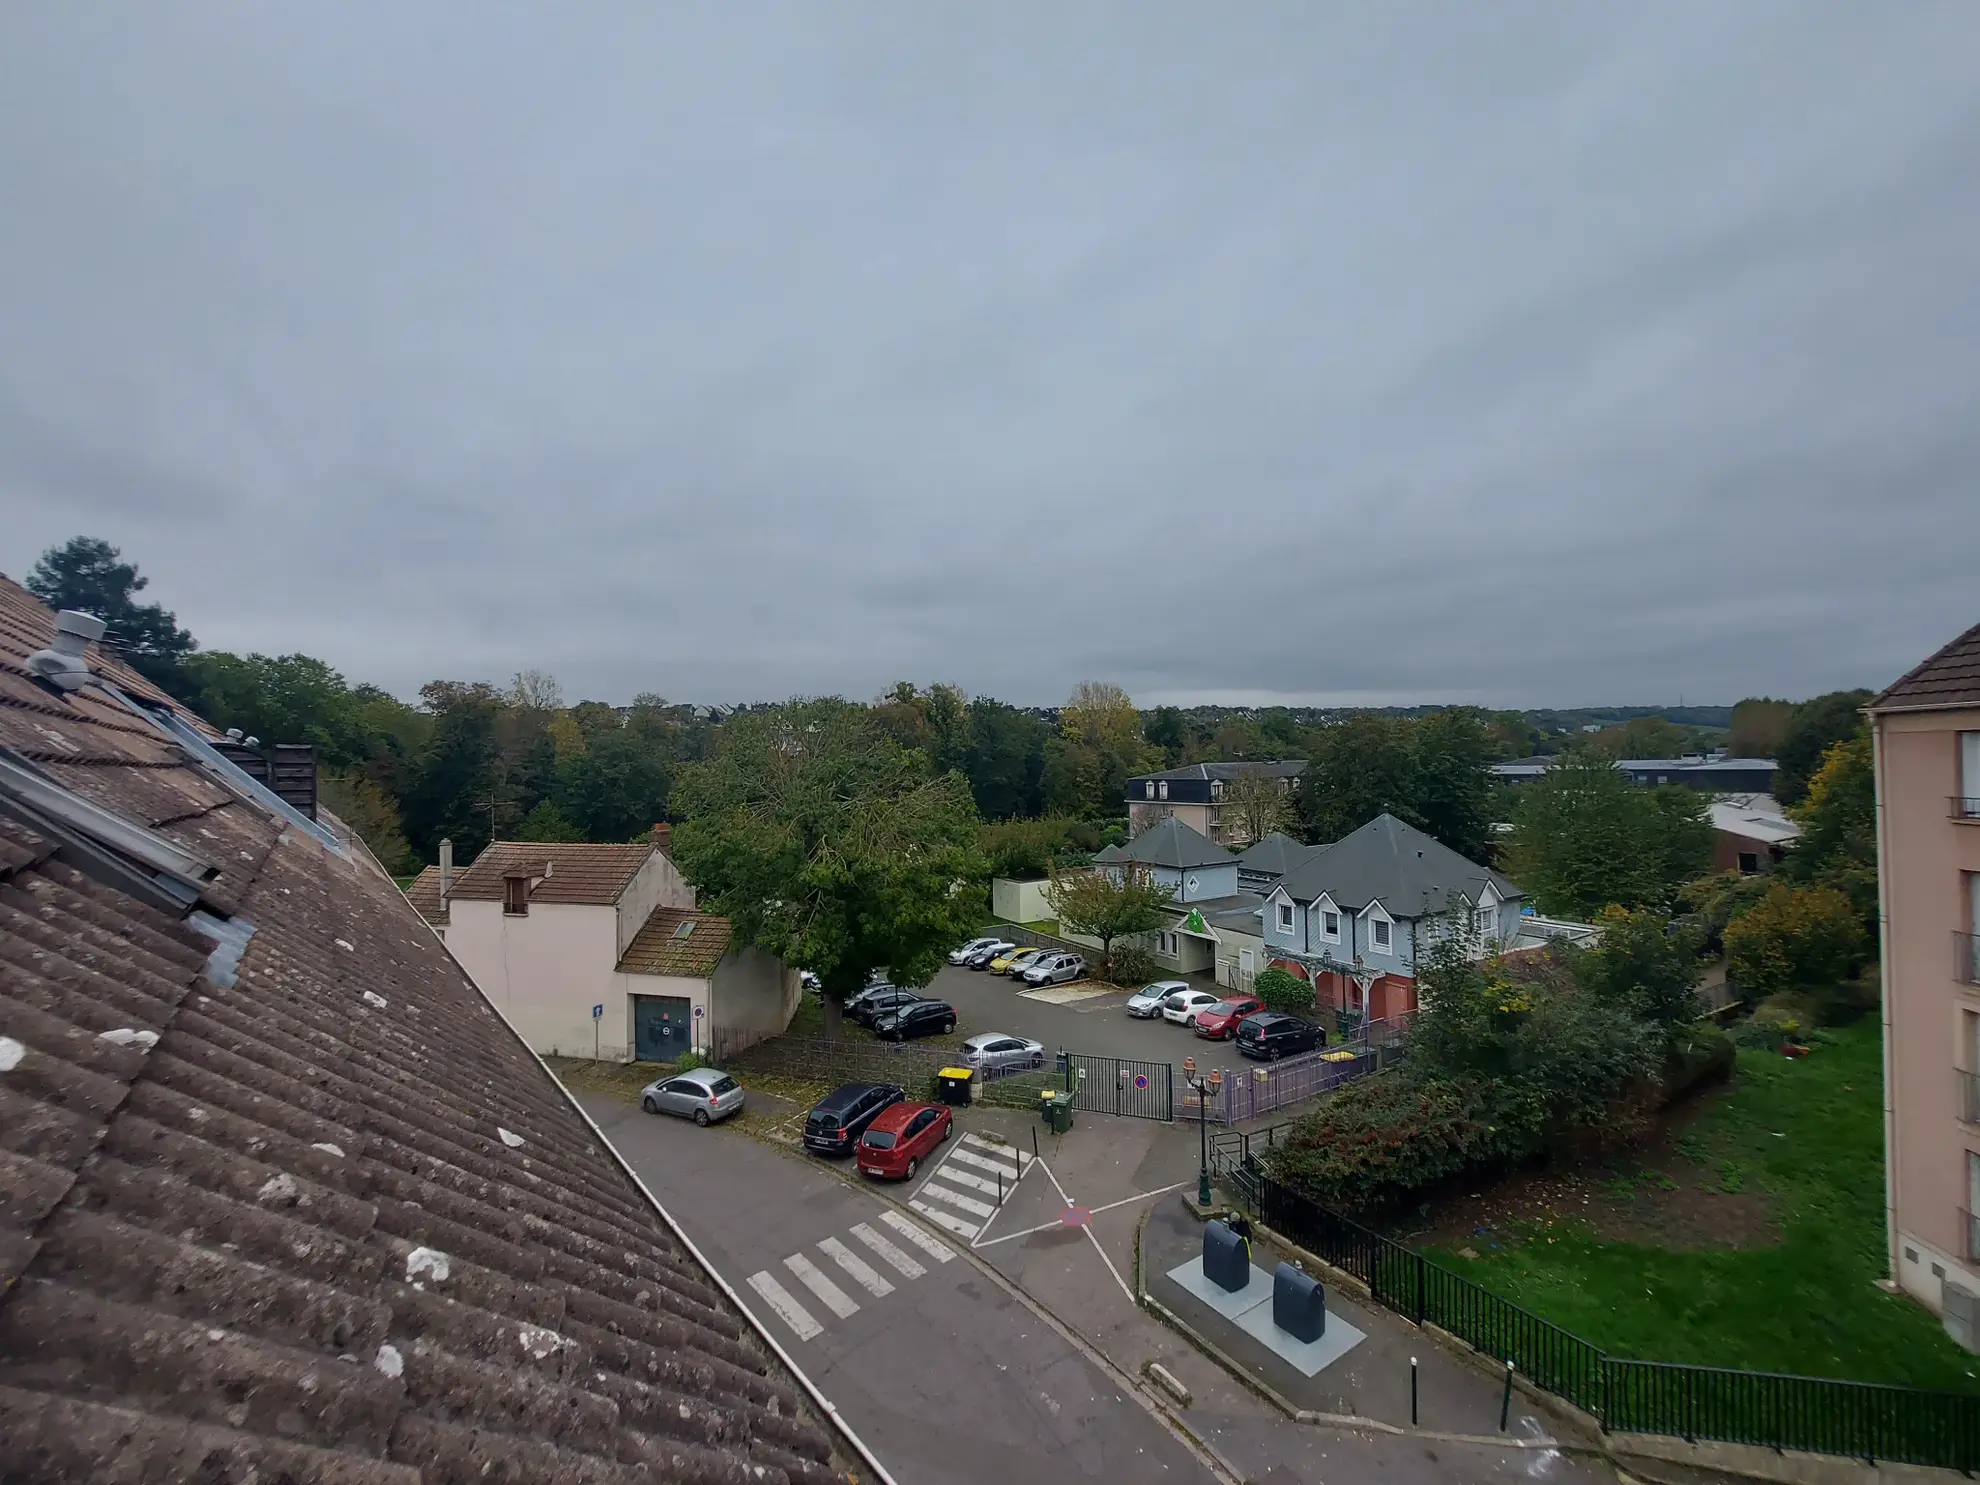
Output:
1872,619,1980,1343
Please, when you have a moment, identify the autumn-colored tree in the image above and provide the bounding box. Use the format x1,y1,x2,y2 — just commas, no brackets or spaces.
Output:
1221,771,1294,845
1723,882,1867,1003
1045,863,1174,981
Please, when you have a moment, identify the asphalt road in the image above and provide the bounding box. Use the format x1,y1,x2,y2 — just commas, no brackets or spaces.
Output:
579,1091,1222,1485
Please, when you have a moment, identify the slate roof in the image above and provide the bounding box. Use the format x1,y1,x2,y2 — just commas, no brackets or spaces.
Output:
401,863,449,926
1274,812,1522,917
446,840,655,905
1871,618,1980,713
0,577,851,1484
617,909,734,979
1111,816,1235,870
1128,760,1307,784
1234,831,1324,880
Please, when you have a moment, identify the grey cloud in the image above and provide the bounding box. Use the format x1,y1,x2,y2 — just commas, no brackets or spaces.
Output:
2,3,1977,708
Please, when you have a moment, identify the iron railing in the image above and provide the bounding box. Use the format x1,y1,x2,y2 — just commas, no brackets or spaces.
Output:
1961,1071,1980,1126
1226,1168,1980,1471
1965,1208,1980,1265
1950,796,1980,822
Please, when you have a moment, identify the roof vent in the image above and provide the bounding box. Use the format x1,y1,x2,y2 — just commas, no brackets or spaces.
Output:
26,610,105,694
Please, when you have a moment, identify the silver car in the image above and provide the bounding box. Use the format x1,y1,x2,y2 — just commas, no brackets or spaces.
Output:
641,1067,745,1126
961,1033,1046,1072
1019,952,1086,986
1126,980,1189,1017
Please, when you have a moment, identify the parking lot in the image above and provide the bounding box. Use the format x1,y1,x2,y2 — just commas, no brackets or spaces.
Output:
919,962,1249,1069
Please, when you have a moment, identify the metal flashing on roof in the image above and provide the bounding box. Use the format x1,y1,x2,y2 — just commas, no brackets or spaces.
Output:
0,746,217,915
111,685,347,854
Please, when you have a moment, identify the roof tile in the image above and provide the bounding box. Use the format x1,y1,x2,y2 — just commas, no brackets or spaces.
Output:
446,840,655,905
617,907,733,978
1871,617,1980,713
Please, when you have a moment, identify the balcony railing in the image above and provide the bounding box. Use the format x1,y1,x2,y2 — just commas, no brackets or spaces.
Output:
1952,796,1980,822
1960,932,1980,988
1961,1070,1980,1125
1965,1209,1980,1264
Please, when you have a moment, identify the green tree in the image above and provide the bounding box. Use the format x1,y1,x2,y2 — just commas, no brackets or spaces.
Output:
181,651,368,763
551,725,671,841
1782,731,1877,928
1253,965,1315,1015
1724,881,1867,1002
1587,715,1689,759
27,535,197,693
1409,708,1496,861
401,682,504,862
980,816,1078,879
964,699,1049,819
318,769,416,874
1505,752,1711,917
515,800,587,842
1729,698,1796,758
1144,705,1187,765
671,699,985,1033
1045,682,1161,817
1774,690,1872,807
1573,906,1703,1034
1298,714,1419,843
1044,863,1175,982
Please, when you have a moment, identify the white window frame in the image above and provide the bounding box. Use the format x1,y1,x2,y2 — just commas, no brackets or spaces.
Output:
1277,901,1294,931
1366,906,1394,953
1145,781,1156,799
1158,780,1169,800
1320,908,1341,941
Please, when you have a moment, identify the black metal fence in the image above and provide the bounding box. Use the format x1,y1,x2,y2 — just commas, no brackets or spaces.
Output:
979,1050,1174,1120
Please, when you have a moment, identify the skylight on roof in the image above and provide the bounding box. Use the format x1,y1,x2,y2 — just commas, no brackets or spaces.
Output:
673,919,696,939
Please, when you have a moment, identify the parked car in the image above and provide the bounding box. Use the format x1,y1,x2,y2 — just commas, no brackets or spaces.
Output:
949,937,1004,965
799,970,822,995
639,1066,746,1126
960,1032,1046,1073
850,986,926,1028
1235,1012,1324,1061
1018,952,1086,987
1161,988,1224,1027
1193,996,1266,1040
803,1083,907,1155
988,944,1042,975
873,999,958,1041
1126,980,1190,1018
857,1101,953,1180
843,982,898,1017
963,940,1017,969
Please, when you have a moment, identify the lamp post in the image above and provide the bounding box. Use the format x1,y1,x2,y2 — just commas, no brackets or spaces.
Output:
1181,1056,1224,1208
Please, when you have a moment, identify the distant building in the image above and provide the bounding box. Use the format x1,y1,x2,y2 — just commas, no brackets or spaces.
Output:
1124,759,1306,844
1709,793,1800,875
1490,754,1778,794
1869,617,1980,1343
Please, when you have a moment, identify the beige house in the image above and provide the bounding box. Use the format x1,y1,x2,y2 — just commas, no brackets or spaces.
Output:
414,837,797,1063
1125,761,1306,845
1871,619,1980,1343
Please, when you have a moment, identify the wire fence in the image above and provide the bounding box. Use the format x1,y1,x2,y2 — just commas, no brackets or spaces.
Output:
1211,1146,1980,1471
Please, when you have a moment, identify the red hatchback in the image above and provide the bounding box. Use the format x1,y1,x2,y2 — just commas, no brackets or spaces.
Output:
856,1102,953,1181
1193,996,1266,1040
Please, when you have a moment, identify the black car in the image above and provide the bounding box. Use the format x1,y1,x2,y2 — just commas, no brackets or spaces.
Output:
850,986,925,1028
1235,1012,1323,1062
873,999,958,1042
962,940,1014,969
802,1082,907,1155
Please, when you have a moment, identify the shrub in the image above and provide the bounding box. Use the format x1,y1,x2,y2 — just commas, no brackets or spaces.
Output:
1662,1023,1735,1101
1253,966,1315,1015
1724,881,1866,1003
1270,1072,1493,1211
1106,943,1159,987
672,1050,707,1073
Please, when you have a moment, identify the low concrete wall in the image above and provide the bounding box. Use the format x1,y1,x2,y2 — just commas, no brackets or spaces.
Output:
992,877,1054,925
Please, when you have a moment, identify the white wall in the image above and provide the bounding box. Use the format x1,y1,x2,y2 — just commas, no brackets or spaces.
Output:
615,850,696,959
708,947,800,1056
991,877,1053,924
608,970,710,1060
448,898,626,1058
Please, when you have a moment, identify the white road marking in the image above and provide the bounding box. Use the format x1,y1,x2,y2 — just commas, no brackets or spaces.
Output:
949,1148,1023,1178
819,1236,894,1298
961,1134,1030,1166
909,1200,983,1240
783,1252,859,1319
926,1164,1006,1198
746,1271,822,1340
850,1222,926,1279
918,1182,997,1220
880,1208,957,1261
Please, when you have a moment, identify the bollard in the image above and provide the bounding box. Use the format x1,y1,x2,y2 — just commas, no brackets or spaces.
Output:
1411,1357,1418,1427
1031,1126,1039,1163
1499,1360,1514,1432
997,1167,1004,1207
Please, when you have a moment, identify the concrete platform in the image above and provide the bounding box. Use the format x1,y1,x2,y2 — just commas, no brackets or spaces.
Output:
1164,1256,1367,1377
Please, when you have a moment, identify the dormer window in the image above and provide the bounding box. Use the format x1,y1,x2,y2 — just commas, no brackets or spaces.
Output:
1277,902,1294,931
503,876,529,916
1157,780,1168,800
1145,781,1156,799
1371,917,1392,950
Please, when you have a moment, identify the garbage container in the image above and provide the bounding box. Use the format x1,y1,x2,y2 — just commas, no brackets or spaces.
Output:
936,1066,974,1108
1039,1089,1074,1134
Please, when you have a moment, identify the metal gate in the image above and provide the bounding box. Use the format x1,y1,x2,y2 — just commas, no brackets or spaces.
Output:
1054,1052,1172,1121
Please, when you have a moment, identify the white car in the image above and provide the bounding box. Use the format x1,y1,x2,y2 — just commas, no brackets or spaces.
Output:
949,937,1004,965
1019,952,1087,987
1126,981,1189,1018
960,1033,1047,1072
1162,989,1224,1027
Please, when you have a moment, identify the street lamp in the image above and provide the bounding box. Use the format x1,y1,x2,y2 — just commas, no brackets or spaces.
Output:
1181,1056,1225,1208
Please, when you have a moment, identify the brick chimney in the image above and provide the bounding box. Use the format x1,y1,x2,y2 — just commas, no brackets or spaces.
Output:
651,823,672,853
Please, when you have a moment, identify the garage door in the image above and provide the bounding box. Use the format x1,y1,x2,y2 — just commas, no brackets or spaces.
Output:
632,995,693,1062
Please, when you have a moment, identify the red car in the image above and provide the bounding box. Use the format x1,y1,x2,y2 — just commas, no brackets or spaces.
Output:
856,1101,953,1181
1193,996,1266,1040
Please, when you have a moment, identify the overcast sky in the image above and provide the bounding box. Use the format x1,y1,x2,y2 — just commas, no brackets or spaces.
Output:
3,5,1977,710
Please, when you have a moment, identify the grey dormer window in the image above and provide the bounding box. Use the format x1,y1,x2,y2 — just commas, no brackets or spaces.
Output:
1277,902,1294,931
1321,910,1340,939
1157,780,1169,799
1371,917,1391,950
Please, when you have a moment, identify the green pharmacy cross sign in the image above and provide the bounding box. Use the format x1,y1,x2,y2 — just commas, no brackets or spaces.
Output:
1180,908,1209,935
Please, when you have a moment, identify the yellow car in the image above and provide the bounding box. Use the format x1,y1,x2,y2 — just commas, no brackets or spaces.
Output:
991,945,1046,976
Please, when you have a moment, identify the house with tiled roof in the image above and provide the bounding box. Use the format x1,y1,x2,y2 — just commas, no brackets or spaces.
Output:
0,576,865,1482
435,833,798,1064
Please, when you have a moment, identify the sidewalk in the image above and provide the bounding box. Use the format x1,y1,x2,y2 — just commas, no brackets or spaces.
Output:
965,1112,1622,1484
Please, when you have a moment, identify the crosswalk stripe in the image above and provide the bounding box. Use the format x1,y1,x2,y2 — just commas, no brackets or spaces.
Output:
850,1222,926,1279
879,1208,956,1262
910,1200,983,1239
784,1252,859,1319
949,1148,1021,1178
747,1271,822,1340
819,1236,894,1298
927,1163,1006,1198
961,1133,1029,1166
918,1182,996,1220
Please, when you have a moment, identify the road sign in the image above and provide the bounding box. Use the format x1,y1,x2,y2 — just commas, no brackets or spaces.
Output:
693,1006,704,1018
591,1004,603,1020
1134,1073,1150,1091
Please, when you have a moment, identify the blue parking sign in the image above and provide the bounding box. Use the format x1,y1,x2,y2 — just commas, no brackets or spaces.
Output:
591,1004,603,1020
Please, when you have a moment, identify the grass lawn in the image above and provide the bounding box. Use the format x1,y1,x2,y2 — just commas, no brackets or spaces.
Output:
1424,1020,1980,1391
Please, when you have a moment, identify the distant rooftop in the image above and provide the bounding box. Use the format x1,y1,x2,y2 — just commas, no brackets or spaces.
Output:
1491,754,1777,776
1127,759,1306,783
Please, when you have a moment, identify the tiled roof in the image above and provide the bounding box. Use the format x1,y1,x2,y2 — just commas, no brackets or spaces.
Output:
617,908,734,979
0,577,852,1484
402,863,449,926
1276,812,1522,916
1113,816,1235,870
446,840,654,905
1127,759,1306,784
1871,618,1980,713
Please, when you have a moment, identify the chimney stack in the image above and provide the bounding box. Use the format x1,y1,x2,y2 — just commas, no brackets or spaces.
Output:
439,838,454,901
651,823,672,853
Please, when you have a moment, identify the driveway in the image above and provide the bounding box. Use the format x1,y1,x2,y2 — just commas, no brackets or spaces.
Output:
925,964,1249,1067
579,1092,1222,1485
